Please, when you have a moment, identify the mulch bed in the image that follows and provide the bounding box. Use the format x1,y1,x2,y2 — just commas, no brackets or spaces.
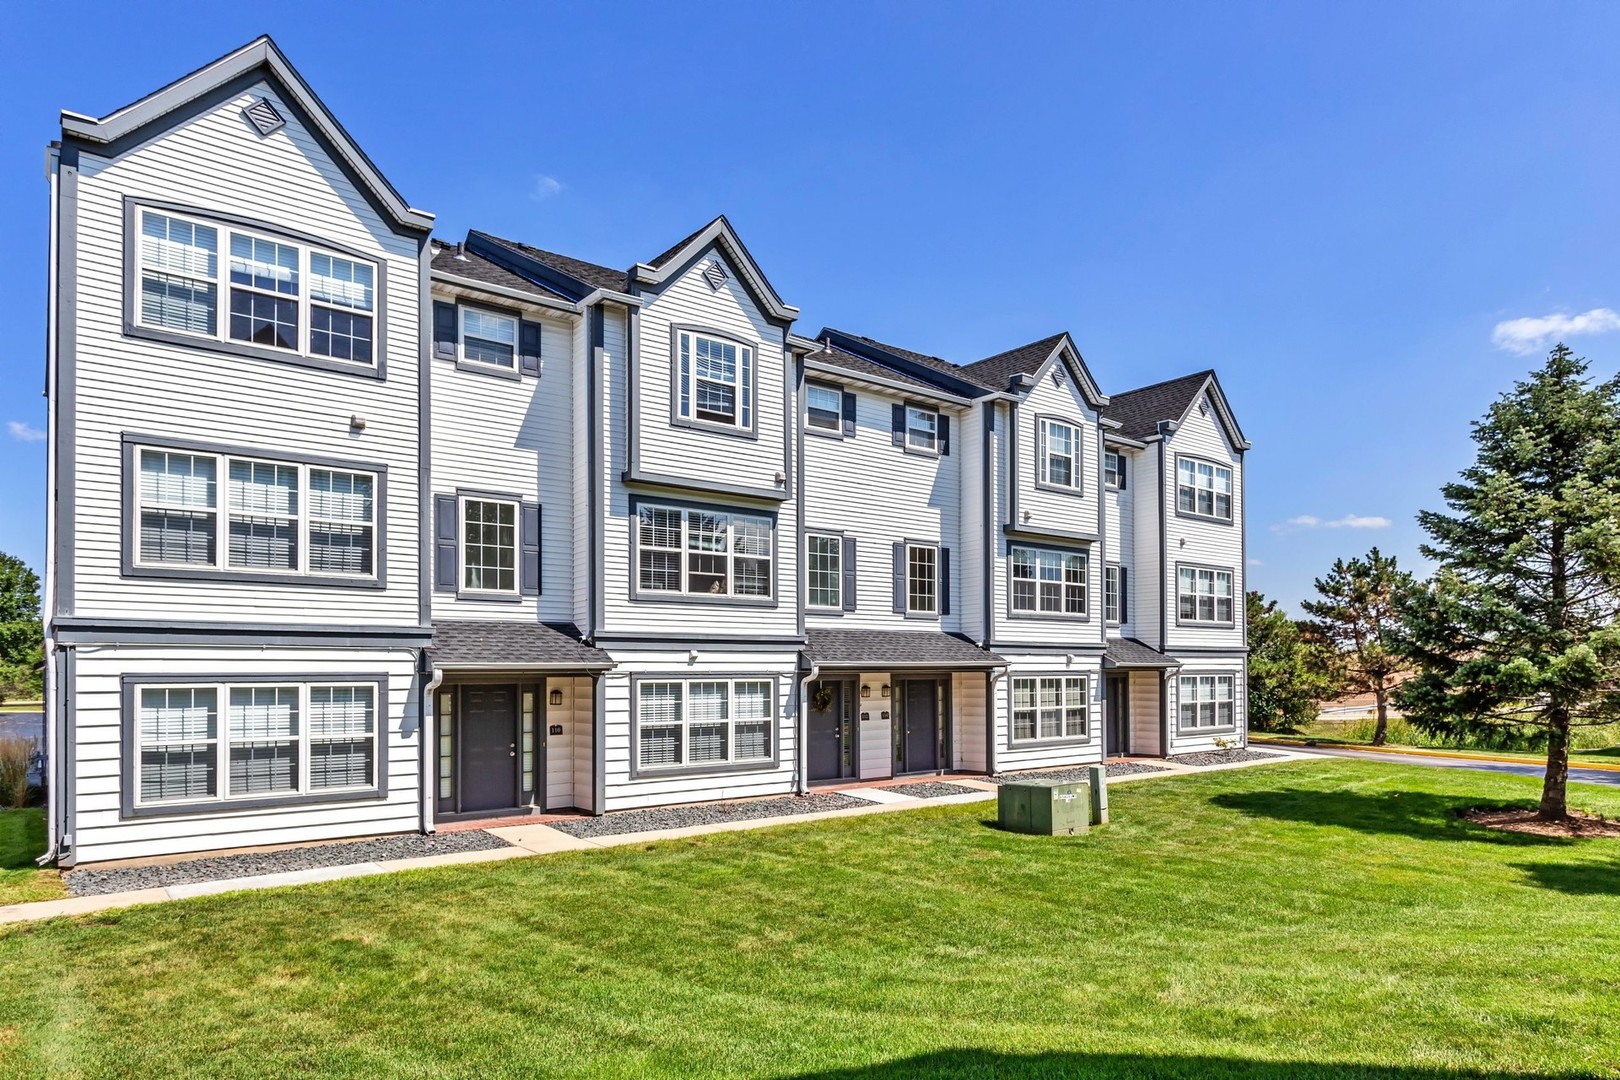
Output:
886,782,984,799
547,792,866,840
1464,807,1620,839
1168,749,1281,767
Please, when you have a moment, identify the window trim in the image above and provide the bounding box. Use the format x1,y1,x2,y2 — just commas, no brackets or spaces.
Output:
804,379,846,439
1008,674,1093,748
1176,671,1240,734
1104,449,1127,491
805,531,843,611
458,493,522,600
121,433,386,590
628,495,779,608
628,674,782,780
1036,415,1084,494
1174,453,1235,524
670,324,761,440
456,301,522,379
905,541,940,618
122,197,386,381
119,672,388,819
904,404,941,457
1007,542,1090,621
1174,562,1237,627
1104,563,1129,625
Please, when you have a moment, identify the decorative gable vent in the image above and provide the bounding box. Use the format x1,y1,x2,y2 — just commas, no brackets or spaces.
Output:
1199,396,1211,417
1052,367,1066,387
702,259,728,291
242,96,287,137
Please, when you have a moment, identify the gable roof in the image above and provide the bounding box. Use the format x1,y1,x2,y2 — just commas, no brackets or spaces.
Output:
1102,369,1248,449
469,231,630,301
60,35,432,234
820,329,992,399
960,332,1108,408
804,342,964,399
631,215,799,324
430,242,574,303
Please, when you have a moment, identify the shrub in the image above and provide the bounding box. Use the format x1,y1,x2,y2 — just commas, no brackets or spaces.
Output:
0,735,34,809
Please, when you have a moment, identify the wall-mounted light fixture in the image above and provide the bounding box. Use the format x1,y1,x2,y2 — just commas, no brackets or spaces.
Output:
349,414,367,432
549,687,564,707
860,684,871,699
880,684,891,698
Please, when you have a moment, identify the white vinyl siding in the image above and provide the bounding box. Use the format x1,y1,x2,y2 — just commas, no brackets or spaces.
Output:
1038,418,1081,489
461,496,518,594
636,503,773,600
636,679,773,770
1177,456,1233,521
1011,546,1087,616
1011,675,1089,743
1177,566,1234,624
806,533,841,609
1178,674,1236,732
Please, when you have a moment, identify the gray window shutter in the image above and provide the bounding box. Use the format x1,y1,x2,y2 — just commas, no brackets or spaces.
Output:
1120,565,1129,623
432,302,457,361
1119,453,1128,491
892,542,905,613
891,403,905,447
434,494,458,592
842,391,857,437
940,547,952,615
519,320,542,376
841,536,857,611
939,415,951,456
520,503,541,595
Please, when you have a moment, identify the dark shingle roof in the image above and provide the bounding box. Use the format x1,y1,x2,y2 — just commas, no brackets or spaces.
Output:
429,621,613,670
1104,638,1181,669
646,215,722,269
805,343,952,396
805,628,1005,669
825,329,980,386
474,231,630,294
1101,370,1213,441
430,243,573,301
958,333,1068,392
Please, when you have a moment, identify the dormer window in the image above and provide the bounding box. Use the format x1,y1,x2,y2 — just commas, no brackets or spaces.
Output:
676,330,755,433
1038,418,1082,490
460,306,518,369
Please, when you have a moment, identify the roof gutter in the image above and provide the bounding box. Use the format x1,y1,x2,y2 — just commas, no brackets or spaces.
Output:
804,360,976,407
430,270,579,315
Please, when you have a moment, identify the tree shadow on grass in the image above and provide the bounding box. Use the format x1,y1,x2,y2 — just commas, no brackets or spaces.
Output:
1208,788,1567,846
780,1050,1563,1079
1511,858,1620,896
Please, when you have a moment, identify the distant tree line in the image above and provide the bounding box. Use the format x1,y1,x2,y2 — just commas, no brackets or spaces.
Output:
0,552,43,705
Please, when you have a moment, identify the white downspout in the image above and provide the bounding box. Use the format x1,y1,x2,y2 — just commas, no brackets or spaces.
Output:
796,662,820,795
986,664,1010,776
420,665,444,833
38,147,61,866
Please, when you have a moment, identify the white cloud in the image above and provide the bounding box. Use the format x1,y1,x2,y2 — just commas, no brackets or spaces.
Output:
1276,513,1391,534
1247,558,1264,567
1286,515,1321,528
7,421,45,442
531,174,563,202
1491,307,1620,355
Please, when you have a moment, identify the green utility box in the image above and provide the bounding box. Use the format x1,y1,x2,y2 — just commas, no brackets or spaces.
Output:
997,779,1090,836
1087,764,1109,826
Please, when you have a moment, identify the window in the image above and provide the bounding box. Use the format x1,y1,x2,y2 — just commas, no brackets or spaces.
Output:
1177,457,1233,521
906,406,939,453
134,681,378,807
907,543,938,614
462,498,518,594
637,503,774,600
131,207,379,368
460,306,517,368
1011,546,1088,616
636,679,773,771
1039,418,1081,489
806,383,842,432
1011,676,1089,743
806,534,842,609
1104,565,1129,624
133,445,376,581
1105,450,1127,490
1178,566,1235,623
677,330,754,430
1179,674,1236,731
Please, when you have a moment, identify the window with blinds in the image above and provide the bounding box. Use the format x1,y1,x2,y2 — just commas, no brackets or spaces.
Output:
636,679,774,771
676,330,755,431
1010,676,1089,743
636,503,773,600
1178,674,1236,731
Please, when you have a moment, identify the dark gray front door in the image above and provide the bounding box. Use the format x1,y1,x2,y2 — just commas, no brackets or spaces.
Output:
902,680,939,773
461,685,518,812
807,681,846,782
1106,675,1129,757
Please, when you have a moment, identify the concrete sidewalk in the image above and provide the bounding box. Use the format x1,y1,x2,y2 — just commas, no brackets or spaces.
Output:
0,750,1306,927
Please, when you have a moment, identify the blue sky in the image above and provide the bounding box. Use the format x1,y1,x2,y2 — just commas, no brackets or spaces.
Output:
1,1,1616,613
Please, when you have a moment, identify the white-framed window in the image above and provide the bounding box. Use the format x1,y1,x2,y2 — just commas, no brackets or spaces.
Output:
906,406,939,453
1011,546,1087,616
1011,676,1089,743
637,503,773,599
907,543,938,614
1105,450,1127,490
134,445,376,580
636,678,773,770
1177,456,1233,521
134,208,377,366
1038,418,1081,489
462,497,518,594
677,330,754,430
1178,674,1236,731
806,533,842,609
135,681,378,807
1177,566,1234,624
806,383,842,433
1104,565,1128,624
459,305,518,368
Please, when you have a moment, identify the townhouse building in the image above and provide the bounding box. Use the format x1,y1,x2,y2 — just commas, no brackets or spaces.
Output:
39,38,1250,865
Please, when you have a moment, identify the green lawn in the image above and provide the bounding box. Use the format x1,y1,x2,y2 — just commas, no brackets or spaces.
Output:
1,761,1618,1078
0,809,63,906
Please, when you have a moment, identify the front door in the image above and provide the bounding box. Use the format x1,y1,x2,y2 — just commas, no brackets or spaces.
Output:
1105,675,1129,757
461,685,518,812
807,680,849,782
901,680,939,773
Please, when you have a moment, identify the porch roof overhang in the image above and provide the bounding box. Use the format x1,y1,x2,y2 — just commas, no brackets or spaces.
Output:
428,620,615,672
1103,638,1182,670
803,628,1007,670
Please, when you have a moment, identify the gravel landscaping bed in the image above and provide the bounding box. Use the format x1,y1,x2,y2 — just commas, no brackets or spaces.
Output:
886,782,985,799
1169,749,1281,767
548,792,866,840
65,830,513,897
986,762,1168,785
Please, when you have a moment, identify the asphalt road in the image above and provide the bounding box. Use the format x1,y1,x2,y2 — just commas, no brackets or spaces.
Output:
1280,741,1620,788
